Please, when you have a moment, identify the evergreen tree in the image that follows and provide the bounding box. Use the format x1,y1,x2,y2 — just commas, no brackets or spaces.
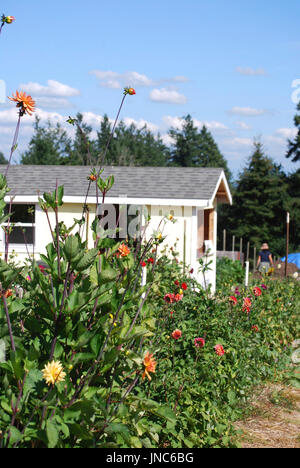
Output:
113,122,169,166
0,152,8,164
285,169,300,250
96,114,118,165
218,141,288,255
169,115,232,181
63,113,97,165
21,117,71,165
286,101,300,162
169,115,200,167
96,116,169,166
193,125,232,182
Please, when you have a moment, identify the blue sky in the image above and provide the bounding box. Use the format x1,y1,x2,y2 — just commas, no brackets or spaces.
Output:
0,0,299,177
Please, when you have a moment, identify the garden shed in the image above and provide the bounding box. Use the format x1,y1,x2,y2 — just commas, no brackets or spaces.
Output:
0,165,232,291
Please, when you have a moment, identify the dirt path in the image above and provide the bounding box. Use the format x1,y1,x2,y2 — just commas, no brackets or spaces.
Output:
234,381,300,448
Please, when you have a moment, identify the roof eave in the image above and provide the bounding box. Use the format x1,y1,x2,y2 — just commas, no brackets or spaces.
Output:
209,170,232,206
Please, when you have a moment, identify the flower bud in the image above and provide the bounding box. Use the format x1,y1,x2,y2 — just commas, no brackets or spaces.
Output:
124,87,136,96
4,16,15,24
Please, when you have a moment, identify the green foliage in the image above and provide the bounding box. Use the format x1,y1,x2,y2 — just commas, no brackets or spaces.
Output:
21,117,72,165
286,100,300,162
168,115,232,182
99,117,170,166
144,258,299,447
216,258,245,291
0,152,8,165
218,141,289,256
0,172,299,449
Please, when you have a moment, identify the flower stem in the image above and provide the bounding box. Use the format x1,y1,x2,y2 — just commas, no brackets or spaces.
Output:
96,94,126,174
5,113,21,178
2,295,16,352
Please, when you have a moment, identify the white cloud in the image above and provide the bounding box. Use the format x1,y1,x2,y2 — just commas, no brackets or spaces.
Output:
0,108,34,125
202,120,228,131
19,80,80,97
222,137,253,147
35,97,74,109
150,88,187,105
163,75,189,83
228,106,271,117
161,133,174,146
90,70,190,90
123,117,159,133
163,115,185,129
236,67,267,76
235,121,252,130
90,70,155,89
162,115,228,132
275,128,297,139
80,112,105,127
35,108,65,123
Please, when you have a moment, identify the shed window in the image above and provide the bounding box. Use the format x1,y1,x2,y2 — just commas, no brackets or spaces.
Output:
3,204,35,245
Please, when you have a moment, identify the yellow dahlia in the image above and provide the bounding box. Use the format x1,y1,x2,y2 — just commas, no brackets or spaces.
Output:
42,360,66,386
8,90,36,116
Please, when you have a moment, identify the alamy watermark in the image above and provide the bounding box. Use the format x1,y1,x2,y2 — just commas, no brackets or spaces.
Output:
0,339,5,362
96,204,149,239
291,79,300,104
0,79,6,103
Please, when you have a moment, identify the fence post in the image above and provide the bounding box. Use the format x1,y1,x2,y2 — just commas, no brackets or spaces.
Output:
239,237,243,265
232,235,235,254
141,262,147,298
223,229,226,252
253,246,256,272
285,212,290,277
245,261,249,287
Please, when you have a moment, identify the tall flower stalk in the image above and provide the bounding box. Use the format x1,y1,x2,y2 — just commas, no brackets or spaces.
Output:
68,87,136,238
5,91,35,177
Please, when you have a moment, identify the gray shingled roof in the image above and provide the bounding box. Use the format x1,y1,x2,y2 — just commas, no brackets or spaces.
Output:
0,165,225,201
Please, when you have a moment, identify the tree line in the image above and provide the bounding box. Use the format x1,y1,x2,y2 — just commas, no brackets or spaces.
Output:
0,104,299,256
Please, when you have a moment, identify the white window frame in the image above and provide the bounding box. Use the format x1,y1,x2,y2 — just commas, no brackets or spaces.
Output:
1,203,36,252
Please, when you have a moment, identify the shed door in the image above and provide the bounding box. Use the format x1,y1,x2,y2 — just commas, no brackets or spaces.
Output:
204,209,214,243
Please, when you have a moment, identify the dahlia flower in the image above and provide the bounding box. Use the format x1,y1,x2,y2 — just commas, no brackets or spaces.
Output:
42,360,66,386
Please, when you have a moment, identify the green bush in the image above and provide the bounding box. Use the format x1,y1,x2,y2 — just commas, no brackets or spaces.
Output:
216,257,245,292
0,173,299,448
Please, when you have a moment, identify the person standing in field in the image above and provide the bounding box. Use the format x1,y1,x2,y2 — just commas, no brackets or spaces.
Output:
256,242,274,273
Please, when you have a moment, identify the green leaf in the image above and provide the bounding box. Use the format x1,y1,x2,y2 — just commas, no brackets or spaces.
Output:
72,352,95,366
75,248,98,271
43,191,55,207
46,420,59,448
64,235,80,261
155,405,176,423
99,266,118,283
130,436,143,448
56,185,64,206
106,423,131,445
7,426,22,445
1,400,13,414
23,369,43,398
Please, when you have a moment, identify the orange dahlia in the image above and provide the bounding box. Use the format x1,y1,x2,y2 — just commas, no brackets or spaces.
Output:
118,243,130,257
171,329,182,340
142,351,156,381
8,91,36,116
